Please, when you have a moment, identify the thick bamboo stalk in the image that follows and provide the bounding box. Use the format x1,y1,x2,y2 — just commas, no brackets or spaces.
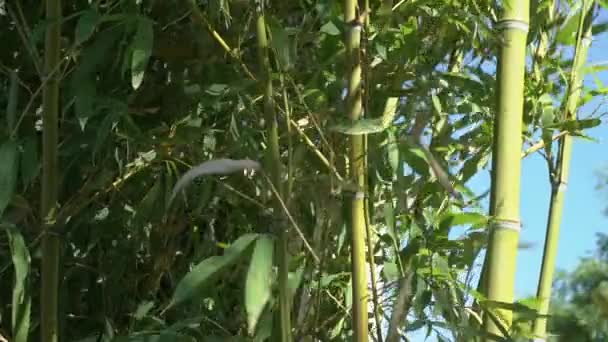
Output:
533,7,593,338
483,0,529,337
254,5,291,341
41,0,62,341
343,1,369,341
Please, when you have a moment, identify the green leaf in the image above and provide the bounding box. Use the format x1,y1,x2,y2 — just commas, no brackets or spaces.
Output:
4,224,31,342
555,0,591,45
405,319,426,332
548,118,601,131
460,148,490,183
206,84,228,96
20,136,39,188
431,94,443,115
6,70,19,137
131,18,154,90
75,10,101,44
245,235,274,335
136,175,163,221
386,130,400,176
288,264,305,299
169,234,259,308
439,212,488,232
320,21,340,36
268,18,293,70
133,301,155,320
329,117,387,135
382,262,399,282
0,140,19,216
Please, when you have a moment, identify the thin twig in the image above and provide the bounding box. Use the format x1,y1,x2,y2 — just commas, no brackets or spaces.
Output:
186,0,256,81
262,173,320,263
7,3,42,75
521,131,568,158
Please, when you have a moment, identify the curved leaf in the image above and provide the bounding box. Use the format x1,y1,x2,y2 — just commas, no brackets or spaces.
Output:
169,234,259,308
245,235,274,335
131,18,154,90
4,224,31,342
75,9,101,44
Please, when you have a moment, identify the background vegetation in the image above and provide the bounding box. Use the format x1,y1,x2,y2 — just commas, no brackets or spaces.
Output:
0,0,607,341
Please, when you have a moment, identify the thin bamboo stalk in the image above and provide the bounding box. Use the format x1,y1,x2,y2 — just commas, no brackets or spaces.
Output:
41,0,62,341
361,2,383,340
483,0,529,337
254,4,292,341
533,4,593,338
344,1,369,341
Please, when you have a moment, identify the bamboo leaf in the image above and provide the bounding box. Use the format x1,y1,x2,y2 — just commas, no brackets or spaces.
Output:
169,159,261,205
169,233,259,308
136,176,163,221
268,18,293,70
288,264,305,299
320,21,340,36
386,129,400,176
439,212,488,232
75,9,101,44
556,0,591,45
245,235,274,335
548,118,601,131
382,262,399,282
131,18,154,90
20,136,39,188
0,140,19,216
329,117,387,135
133,301,155,320
6,70,18,137
4,224,31,342
431,94,443,115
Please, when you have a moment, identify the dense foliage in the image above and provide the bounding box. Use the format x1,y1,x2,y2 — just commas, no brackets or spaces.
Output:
0,0,606,341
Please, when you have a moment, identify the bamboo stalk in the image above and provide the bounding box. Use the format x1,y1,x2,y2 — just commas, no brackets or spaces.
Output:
343,1,369,341
533,3,593,338
254,4,292,341
482,0,529,337
361,2,383,340
41,0,62,341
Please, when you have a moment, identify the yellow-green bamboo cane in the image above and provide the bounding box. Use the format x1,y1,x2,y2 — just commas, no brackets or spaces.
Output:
361,2,383,340
41,0,62,341
483,0,529,337
254,4,291,341
344,1,369,340
533,6,593,339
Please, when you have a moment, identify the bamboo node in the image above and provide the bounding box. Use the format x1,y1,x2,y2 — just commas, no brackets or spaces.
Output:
557,181,568,192
354,191,365,199
491,219,521,232
496,19,529,33
350,24,363,32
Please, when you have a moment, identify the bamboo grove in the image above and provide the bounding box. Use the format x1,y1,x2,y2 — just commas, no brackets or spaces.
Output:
0,0,606,341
